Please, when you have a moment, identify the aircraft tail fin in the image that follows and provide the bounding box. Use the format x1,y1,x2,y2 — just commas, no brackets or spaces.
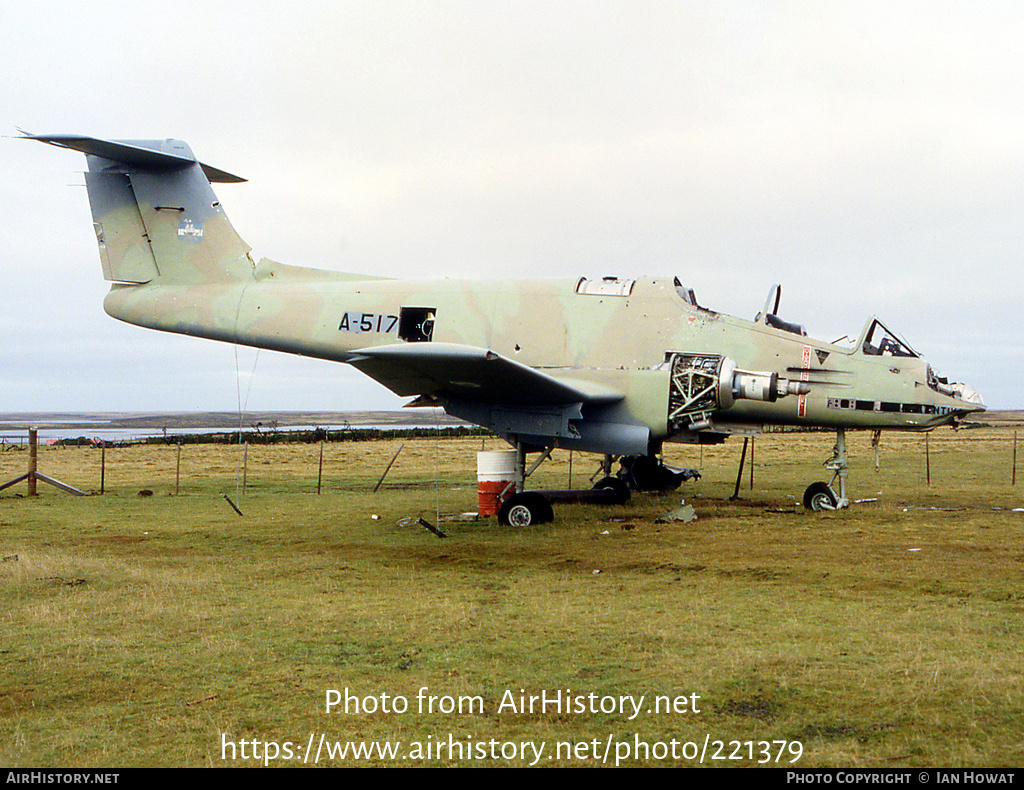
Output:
26,135,253,285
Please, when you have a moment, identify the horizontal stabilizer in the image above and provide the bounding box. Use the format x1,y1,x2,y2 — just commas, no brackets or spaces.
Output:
22,134,246,183
348,343,624,405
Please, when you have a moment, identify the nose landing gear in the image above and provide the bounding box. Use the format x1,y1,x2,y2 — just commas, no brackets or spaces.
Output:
803,429,852,511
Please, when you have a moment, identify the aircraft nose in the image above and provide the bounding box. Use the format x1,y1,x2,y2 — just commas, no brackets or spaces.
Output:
954,385,978,411
942,381,983,413
952,382,985,410
929,365,985,412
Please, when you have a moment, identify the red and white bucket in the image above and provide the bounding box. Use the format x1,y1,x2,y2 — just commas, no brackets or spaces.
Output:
477,450,518,516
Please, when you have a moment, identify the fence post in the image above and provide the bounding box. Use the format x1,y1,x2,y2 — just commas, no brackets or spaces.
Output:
27,428,37,496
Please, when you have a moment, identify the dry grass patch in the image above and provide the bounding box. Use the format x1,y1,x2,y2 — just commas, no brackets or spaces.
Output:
2,427,1022,766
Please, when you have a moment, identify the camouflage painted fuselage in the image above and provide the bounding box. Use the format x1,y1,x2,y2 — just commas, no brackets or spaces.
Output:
104,264,980,448
31,134,984,457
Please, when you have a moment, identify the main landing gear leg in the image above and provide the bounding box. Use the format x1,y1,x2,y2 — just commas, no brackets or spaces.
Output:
498,439,554,527
497,443,630,527
803,428,851,511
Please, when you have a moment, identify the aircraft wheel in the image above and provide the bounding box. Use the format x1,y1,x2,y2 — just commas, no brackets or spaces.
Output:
803,482,839,511
498,493,553,527
594,476,631,504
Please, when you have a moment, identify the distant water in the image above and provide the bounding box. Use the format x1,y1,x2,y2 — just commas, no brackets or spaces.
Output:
2,425,358,444
0,411,467,444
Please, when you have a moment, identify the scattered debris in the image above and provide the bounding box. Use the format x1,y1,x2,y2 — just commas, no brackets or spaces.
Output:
2,555,17,562
655,500,697,523
222,494,244,516
398,516,447,538
138,489,154,497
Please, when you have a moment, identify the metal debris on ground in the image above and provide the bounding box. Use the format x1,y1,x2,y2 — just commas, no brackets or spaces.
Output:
655,500,697,523
398,516,447,538
222,494,244,516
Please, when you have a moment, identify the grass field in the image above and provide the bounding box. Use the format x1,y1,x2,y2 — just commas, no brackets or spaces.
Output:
1,425,1022,767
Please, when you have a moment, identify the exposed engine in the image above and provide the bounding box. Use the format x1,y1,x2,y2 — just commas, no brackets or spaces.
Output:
667,353,809,433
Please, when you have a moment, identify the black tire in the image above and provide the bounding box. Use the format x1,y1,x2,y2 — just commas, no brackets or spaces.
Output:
803,482,838,511
498,493,553,526
594,476,631,504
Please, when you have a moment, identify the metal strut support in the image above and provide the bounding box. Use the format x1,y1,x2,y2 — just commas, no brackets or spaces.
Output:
871,429,882,471
500,438,552,500
825,429,850,509
523,445,552,485
514,441,526,493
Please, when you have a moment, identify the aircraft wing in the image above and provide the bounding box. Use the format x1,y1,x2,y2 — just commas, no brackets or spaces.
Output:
347,343,622,406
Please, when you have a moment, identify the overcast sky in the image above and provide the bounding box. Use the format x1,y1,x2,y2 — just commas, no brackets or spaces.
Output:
2,1,1021,414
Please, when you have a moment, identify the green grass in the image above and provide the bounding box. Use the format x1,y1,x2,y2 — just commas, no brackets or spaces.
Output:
1,428,1022,767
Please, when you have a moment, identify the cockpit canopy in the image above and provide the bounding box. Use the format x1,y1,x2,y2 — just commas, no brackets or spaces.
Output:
859,318,918,358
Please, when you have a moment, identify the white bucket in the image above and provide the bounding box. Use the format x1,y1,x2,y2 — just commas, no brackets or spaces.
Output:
476,450,518,516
